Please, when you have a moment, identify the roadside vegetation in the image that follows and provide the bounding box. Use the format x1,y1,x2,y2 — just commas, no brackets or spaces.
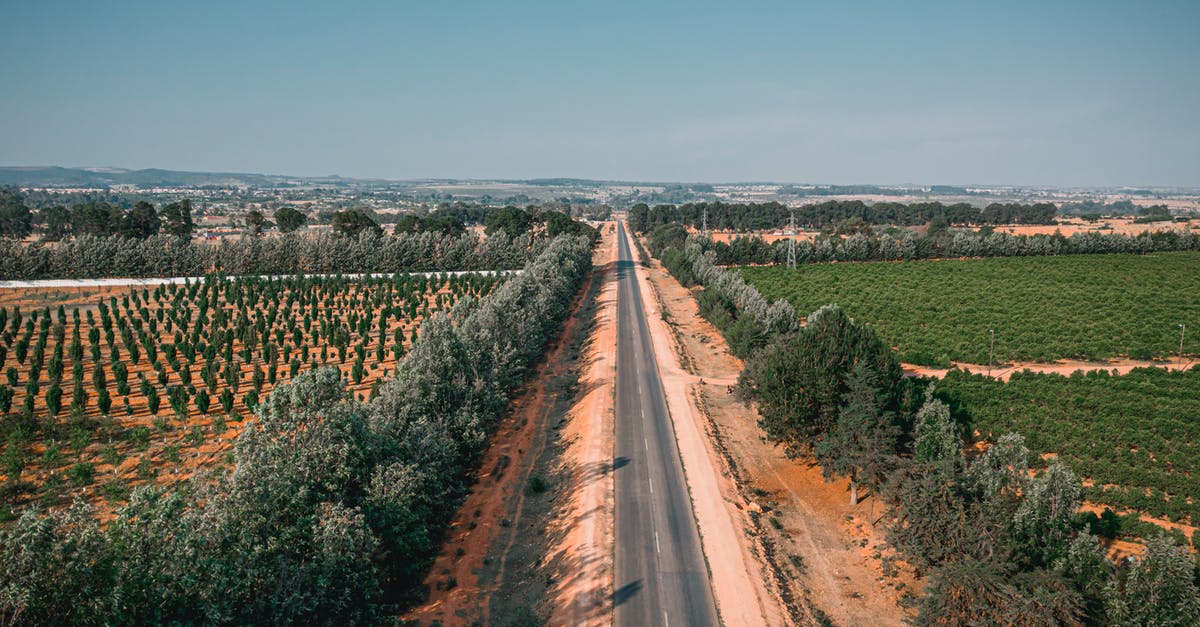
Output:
741,252,1200,365
644,229,1200,625
0,224,596,623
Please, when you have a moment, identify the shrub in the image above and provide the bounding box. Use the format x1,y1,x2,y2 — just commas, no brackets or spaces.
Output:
67,461,95,486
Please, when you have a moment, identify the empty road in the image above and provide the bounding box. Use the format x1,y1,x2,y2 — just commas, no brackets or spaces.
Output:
613,221,719,627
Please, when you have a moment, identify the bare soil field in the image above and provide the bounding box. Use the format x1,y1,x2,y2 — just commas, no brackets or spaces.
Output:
707,229,819,244
639,239,916,625
701,216,1195,245
986,216,1195,237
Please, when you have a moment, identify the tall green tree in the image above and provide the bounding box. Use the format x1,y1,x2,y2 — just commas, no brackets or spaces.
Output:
121,201,160,239
38,205,71,241
244,210,265,236
70,202,122,236
912,387,959,463
484,205,533,236
813,363,898,507
1011,461,1082,568
331,209,381,237
1105,535,1200,626
273,206,307,233
0,187,34,239
741,304,901,456
159,199,195,238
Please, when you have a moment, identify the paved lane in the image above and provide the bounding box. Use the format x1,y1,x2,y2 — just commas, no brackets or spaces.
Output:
612,221,718,627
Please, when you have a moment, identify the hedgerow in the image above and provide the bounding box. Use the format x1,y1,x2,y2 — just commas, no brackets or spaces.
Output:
0,230,547,279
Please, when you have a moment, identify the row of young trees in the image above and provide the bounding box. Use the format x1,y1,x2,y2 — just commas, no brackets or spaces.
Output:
629,199,1061,233
0,232,596,624
652,234,1200,625
0,230,549,279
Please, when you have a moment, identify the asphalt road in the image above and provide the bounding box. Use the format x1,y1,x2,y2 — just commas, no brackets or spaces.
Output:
613,222,719,627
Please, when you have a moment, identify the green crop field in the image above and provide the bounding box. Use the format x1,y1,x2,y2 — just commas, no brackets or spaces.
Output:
740,251,1200,365
937,367,1200,525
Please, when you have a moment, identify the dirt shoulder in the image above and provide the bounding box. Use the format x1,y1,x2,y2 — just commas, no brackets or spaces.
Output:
543,223,618,626
628,226,788,626
638,234,917,626
400,226,615,626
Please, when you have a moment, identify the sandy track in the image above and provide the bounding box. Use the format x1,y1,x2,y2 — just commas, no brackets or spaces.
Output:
639,239,914,626
628,225,785,626
399,243,603,625
547,224,619,626
904,357,1197,381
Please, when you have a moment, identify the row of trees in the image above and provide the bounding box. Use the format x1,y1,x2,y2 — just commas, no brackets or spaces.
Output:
0,189,197,241
0,233,596,623
652,235,1199,624
649,222,1200,267
629,199,1061,233
1,187,609,244
0,230,552,279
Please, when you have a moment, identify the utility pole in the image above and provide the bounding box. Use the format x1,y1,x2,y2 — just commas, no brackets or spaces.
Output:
1181,323,1187,367
787,209,797,269
988,328,995,377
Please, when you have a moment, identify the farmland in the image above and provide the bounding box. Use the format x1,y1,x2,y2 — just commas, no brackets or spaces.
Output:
938,367,1200,527
741,251,1200,365
0,272,503,517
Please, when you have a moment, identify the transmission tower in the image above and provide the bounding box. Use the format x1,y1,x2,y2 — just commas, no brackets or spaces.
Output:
787,209,797,269
702,207,709,237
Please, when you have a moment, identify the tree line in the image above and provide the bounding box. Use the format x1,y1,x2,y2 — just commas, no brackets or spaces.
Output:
0,230,556,279
652,235,1199,625
0,232,596,624
628,199,1061,233
0,187,603,244
0,188,198,241
645,221,1200,267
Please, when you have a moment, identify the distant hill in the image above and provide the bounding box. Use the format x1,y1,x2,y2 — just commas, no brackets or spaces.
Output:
0,166,312,188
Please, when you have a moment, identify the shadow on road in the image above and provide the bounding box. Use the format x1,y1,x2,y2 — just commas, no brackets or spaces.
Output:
612,579,643,607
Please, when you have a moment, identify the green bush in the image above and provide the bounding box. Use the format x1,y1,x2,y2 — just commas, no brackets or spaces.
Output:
67,461,94,486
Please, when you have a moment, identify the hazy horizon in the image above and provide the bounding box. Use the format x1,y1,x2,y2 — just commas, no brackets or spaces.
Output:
2,1,1198,187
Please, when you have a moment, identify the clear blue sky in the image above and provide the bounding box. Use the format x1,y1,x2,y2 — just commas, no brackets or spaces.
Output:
2,0,1197,186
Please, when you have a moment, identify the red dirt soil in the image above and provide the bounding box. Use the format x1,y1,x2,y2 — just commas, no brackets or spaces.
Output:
903,356,1197,382
400,226,614,626
545,224,618,626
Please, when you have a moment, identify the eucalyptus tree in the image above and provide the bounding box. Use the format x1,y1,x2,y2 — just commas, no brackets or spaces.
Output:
1105,535,1200,626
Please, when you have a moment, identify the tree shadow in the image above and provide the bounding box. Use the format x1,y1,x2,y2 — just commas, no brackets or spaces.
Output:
612,579,643,607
